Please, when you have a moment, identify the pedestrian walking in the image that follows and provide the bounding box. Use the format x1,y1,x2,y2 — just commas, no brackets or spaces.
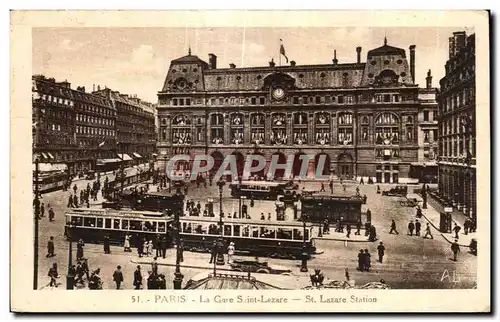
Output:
364,221,371,237
40,203,45,217
329,180,334,194
357,249,365,271
355,220,361,235
389,219,399,234
464,219,470,235
453,223,462,239
209,241,217,264
320,183,326,192
346,223,351,238
268,213,271,221
408,220,415,236
415,220,421,236
48,263,59,287
82,258,90,280
137,238,143,258
133,265,142,290
260,213,265,220
113,265,124,290
369,225,377,242
363,249,371,271
360,177,364,185
161,237,167,259
124,234,131,252
76,239,85,261
377,242,385,263
148,240,154,256
151,257,158,275
143,240,149,257
75,262,84,286
227,242,235,264
48,207,55,222
103,236,111,254
67,195,74,208
46,236,55,257
451,240,460,261
73,195,79,208
73,184,77,194
423,223,433,239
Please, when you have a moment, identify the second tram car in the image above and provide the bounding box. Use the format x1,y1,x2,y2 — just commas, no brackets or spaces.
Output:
34,170,68,193
178,216,316,259
229,181,294,200
300,194,364,224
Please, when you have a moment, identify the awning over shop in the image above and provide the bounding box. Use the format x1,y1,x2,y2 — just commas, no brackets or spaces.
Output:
41,152,49,160
118,153,133,161
98,158,122,164
132,152,142,158
47,152,55,159
151,153,158,157
33,163,68,172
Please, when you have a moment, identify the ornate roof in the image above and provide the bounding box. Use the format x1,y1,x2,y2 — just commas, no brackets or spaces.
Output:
184,273,283,290
171,54,208,65
367,37,406,58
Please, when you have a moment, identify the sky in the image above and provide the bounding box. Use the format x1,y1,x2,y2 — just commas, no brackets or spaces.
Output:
32,27,474,103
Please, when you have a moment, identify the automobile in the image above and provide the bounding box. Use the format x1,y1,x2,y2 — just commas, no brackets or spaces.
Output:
230,258,292,275
381,185,408,197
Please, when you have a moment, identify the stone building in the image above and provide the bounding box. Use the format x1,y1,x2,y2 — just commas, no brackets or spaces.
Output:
437,31,476,221
93,88,156,163
157,39,434,183
32,76,117,174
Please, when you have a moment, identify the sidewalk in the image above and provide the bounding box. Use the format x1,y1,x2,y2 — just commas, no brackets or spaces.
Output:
420,196,477,247
312,226,373,243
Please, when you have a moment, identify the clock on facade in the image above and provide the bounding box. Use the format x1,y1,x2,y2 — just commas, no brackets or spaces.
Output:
272,87,286,100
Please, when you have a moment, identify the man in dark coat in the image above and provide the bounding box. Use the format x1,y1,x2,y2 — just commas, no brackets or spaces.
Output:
355,220,361,235
453,223,462,239
133,265,142,290
48,207,55,222
451,240,460,261
46,236,55,257
363,249,371,271
113,265,124,290
151,257,159,275
377,242,386,263
161,237,167,259
67,195,74,208
408,220,415,236
40,203,45,217
103,236,111,254
209,241,217,264
73,195,79,208
346,223,351,238
415,220,421,236
357,249,365,271
137,237,143,258
364,221,371,237
389,219,399,234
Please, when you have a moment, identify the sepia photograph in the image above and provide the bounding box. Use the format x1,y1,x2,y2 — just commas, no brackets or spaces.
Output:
10,10,490,312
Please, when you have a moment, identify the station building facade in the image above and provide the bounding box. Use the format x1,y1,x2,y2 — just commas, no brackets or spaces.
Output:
157,40,433,183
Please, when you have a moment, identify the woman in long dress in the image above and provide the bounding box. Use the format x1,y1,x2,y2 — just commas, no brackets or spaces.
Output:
147,240,154,256
143,240,149,257
124,234,131,252
227,242,235,264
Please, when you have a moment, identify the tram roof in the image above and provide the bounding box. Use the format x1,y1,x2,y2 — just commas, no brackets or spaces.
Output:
66,208,174,221
230,181,288,187
301,193,364,203
179,216,314,227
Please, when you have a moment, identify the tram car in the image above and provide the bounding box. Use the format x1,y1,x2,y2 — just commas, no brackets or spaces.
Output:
34,170,68,193
229,181,292,200
300,194,364,224
178,216,316,259
103,191,185,213
65,208,175,247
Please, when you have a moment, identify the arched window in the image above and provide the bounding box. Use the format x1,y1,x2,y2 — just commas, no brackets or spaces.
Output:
230,113,244,144
375,113,399,145
250,113,265,144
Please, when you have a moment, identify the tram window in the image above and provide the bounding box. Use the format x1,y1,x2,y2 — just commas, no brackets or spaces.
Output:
233,225,241,237
158,222,166,233
185,223,192,233
224,225,232,236
251,226,259,238
293,229,303,240
96,218,103,228
305,229,310,240
194,224,203,234
83,217,96,227
277,228,293,240
266,229,276,238
260,227,266,237
130,220,141,231
105,218,111,229
242,226,250,237
208,224,218,235
113,219,120,229
72,216,83,226
142,221,157,232
182,222,187,232
121,220,129,230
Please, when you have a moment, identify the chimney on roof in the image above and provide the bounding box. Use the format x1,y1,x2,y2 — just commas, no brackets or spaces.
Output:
97,85,101,91
332,50,338,65
356,47,362,63
229,63,236,69
269,58,275,67
93,84,96,92
208,53,217,69
290,60,296,67
426,69,433,89
409,45,416,84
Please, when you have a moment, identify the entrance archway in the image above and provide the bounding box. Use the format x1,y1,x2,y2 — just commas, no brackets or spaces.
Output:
210,151,224,175
272,152,287,180
292,152,307,178
250,151,265,179
315,153,331,177
337,153,353,179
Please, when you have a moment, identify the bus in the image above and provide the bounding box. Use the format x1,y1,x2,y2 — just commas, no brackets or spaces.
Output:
178,216,316,259
300,193,364,224
229,181,296,200
65,208,175,247
34,170,68,193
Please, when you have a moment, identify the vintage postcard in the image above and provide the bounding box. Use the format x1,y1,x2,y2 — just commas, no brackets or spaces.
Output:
10,10,490,312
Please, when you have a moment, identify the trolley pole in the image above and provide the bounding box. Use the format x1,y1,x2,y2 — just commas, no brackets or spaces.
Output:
33,158,40,290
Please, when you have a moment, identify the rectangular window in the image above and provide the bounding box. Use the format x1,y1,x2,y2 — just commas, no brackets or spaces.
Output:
218,98,224,105
230,98,235,104
173,99,178,106
259,97,265,105
302,96,307,104
394,95,400,102
179,99,184,105
423,111,429,121
315,96,321,104
251,97,256,105
186,98,191,106
210,98,216,105
384,94,391,102
338,96,344,104
293,97,299,104
325,96,331,103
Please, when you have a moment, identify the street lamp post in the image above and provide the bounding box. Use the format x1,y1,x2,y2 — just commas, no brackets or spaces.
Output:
216,179,226,266
239,196,246,219
173,194,184,289
66,224,74,290
300,214,309,272
33,158,40,290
